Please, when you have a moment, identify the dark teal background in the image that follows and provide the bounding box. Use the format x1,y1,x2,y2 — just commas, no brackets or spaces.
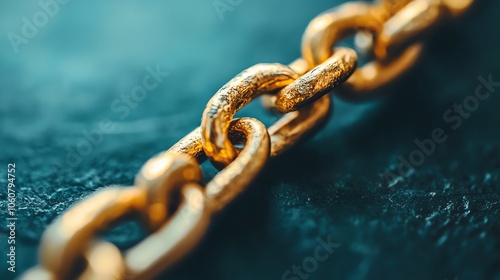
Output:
0,0,499,279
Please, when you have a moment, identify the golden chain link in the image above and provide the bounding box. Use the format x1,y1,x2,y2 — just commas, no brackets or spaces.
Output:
22,1,473,279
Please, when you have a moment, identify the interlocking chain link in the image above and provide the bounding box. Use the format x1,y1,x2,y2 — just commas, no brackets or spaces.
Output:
22,1,473,279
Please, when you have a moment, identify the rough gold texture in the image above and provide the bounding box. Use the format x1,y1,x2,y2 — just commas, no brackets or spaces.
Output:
302,1,424,98
201,63,297,167
276,47,357,112
374,0,473,59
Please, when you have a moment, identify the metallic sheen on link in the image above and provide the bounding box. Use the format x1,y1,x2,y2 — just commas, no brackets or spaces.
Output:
201,63,298,167
374,0,473,59
302,1,424,99
22,1,474,279
275,47,357,112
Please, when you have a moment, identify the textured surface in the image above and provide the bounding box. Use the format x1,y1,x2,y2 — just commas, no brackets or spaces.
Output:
0,0,499,279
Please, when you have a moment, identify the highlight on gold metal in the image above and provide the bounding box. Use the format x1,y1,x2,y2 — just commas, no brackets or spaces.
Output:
167,126,205,162
336,43,423,99
124,183,209,279
23,241,126,280
353,0,413,53
302,2,380,68
167,117,270,212
135,152,203,229
440,0,473,16
268,94,332,156
201,63,297,167
374,0,473,59
80,240,125,280
262,58,333,156
205,117,270,211
275,47,357,112
302,1,423,98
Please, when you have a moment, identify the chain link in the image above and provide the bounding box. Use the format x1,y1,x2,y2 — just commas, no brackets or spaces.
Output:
22,1,473,279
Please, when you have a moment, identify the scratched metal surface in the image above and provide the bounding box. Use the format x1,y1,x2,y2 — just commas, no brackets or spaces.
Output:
0,0,499,279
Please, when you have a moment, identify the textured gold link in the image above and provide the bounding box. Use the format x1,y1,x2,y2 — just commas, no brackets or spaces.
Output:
23,1,475,279
275,47,357,112
262,58,333,157
353,0,413,54
150,118,271,214
205,117,270,210
167,128,205,162
374,0,473,59
302,1,423,99
302,2,380,68
268,94,331,157
201,63,297,167
201,58,353,166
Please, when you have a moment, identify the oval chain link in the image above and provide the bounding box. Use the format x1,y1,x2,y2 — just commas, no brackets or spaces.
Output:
22,1,474,279
302,1,424,99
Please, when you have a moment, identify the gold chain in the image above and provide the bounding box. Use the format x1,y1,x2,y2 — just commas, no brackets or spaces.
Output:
22,0,473,279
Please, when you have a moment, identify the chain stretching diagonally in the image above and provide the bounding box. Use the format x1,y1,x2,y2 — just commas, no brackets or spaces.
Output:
22,0,474,279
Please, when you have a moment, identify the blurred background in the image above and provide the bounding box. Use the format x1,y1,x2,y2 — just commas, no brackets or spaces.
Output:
0,0,499,279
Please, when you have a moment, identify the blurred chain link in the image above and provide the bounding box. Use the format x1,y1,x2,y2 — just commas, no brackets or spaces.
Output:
22,0,473,279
